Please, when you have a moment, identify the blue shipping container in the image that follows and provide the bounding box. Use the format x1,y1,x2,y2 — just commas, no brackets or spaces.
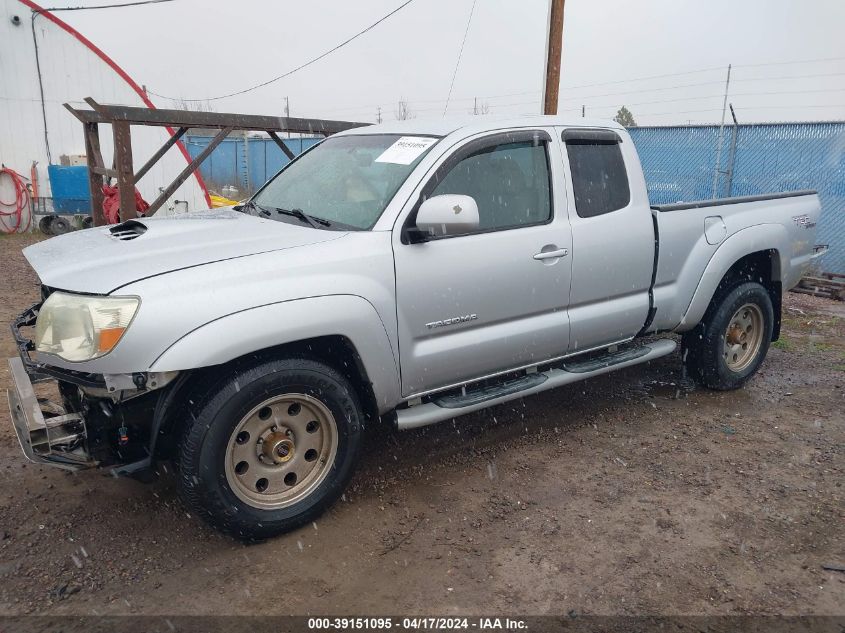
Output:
47,165,91,214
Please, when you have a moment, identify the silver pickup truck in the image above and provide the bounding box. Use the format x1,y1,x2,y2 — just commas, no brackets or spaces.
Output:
7,116,821,539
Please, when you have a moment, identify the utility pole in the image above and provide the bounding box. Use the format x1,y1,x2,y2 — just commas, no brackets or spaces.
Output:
377,106,382,124
542,0,565,115
473,97,478,115
284,96,290,138
711,64,731,199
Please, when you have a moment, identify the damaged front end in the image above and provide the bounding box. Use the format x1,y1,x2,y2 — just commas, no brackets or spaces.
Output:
8,354,92,470
7,301,177,475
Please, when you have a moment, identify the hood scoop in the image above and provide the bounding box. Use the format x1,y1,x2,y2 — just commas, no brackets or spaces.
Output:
109,219,148,241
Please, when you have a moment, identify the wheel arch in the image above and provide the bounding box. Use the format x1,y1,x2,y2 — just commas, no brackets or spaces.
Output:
147,295,400,459
679,224,788,339
150,333,381,461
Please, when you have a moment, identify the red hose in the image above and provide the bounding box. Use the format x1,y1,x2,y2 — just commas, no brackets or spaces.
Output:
0,168,32,234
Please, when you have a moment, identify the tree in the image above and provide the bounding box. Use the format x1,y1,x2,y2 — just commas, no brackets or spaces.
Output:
394,99,415,120
614,106,637,127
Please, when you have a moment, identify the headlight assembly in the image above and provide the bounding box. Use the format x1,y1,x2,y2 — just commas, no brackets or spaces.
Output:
34,292,139,362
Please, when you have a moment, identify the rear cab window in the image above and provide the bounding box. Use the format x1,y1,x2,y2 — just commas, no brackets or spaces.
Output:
563,128,630,218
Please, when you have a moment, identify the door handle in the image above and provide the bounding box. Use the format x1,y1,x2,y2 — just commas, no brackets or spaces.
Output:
533,248,568,260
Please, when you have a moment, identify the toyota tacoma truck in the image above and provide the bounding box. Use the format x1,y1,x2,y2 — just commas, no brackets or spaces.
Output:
7,116,822,540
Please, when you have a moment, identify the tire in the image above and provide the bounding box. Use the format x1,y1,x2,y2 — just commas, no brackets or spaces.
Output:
682,281,773,391
50,216,71,235
38,215,54,235
177,358,364,540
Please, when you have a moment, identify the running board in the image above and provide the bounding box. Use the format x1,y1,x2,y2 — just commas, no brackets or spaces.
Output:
396,338,677,431
433,373,548,409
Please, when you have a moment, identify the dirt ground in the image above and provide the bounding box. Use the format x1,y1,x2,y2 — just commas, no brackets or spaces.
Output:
0,232,842,617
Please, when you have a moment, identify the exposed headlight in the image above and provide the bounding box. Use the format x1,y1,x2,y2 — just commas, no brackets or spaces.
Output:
34,292,140,362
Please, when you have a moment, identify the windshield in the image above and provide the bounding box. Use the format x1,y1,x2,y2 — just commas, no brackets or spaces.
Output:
252,134,439,230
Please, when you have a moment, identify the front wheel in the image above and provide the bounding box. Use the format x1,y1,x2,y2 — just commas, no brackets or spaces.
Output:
177,358,363,540
682,282,774,391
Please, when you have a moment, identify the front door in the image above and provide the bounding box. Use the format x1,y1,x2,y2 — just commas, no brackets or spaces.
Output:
393,130,572,397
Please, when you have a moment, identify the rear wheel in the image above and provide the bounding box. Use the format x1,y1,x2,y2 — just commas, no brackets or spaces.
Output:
177,358,363,540
683,282,773,390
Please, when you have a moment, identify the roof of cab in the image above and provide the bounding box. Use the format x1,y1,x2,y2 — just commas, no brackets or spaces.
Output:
334,114,624,139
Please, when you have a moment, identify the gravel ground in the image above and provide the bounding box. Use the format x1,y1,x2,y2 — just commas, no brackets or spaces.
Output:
0,232,842,617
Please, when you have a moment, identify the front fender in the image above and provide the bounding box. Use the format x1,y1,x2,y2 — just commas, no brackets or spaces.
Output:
149,294,401,411
678,224,790,331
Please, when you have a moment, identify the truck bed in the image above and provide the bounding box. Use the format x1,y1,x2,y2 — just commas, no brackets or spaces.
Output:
650,189,817,212
648,190,822,333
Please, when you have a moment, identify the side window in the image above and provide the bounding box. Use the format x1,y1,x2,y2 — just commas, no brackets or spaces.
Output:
429,140,552,232
566,139,630,218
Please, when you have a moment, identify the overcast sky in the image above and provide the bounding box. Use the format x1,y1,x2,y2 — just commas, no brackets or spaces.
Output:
49,0,845,126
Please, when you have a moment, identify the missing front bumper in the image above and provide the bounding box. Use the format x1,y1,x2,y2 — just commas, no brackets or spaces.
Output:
6,356,95,471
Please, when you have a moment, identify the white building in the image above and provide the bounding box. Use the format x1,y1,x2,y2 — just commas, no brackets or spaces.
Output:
0,0,208,230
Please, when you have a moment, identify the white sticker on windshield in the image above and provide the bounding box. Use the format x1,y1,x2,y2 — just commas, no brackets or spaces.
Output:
375,136,438,165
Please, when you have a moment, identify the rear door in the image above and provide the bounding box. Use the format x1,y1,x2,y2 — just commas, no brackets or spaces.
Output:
392,129,572,397
557,127,655,353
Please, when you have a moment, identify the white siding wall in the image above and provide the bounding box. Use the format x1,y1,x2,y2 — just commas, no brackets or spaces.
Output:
0,0,207,218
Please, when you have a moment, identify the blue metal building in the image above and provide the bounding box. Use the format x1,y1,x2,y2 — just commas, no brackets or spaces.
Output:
185,134,321,197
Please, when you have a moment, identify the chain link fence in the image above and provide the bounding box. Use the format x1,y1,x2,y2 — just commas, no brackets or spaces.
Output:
629,122,845,273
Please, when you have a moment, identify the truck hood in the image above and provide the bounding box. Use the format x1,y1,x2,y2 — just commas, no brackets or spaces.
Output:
23,208,346,294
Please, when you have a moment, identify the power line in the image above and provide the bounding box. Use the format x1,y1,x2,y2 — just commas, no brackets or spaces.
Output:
36,0,175,11
733,55,845,69
559,66,725,91
435,62,845,106
443,0,478,116
227,55,845,120
321,82,845,118
556,56,845,92
561,80,724,101
576,87,845,111
560,71,845,101
312,89,542,115
737,103,845,110
147,0,418,102
560,72,845,103
730,87,845,97
731,71,845,83
571,104,845,118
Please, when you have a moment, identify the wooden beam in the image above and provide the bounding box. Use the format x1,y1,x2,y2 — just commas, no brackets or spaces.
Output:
133,126,188,182
267,131,296,160
63,103,86,126
90,166,118,178
65,98,367,223
145,127,233,217
112,120,136,223
83,122,106,227
79,98,367,135
543,0,565,115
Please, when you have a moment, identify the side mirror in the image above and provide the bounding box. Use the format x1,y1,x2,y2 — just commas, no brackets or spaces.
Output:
413,194,480,240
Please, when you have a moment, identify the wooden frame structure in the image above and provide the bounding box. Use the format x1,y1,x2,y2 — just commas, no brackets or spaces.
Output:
64,98,368,225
